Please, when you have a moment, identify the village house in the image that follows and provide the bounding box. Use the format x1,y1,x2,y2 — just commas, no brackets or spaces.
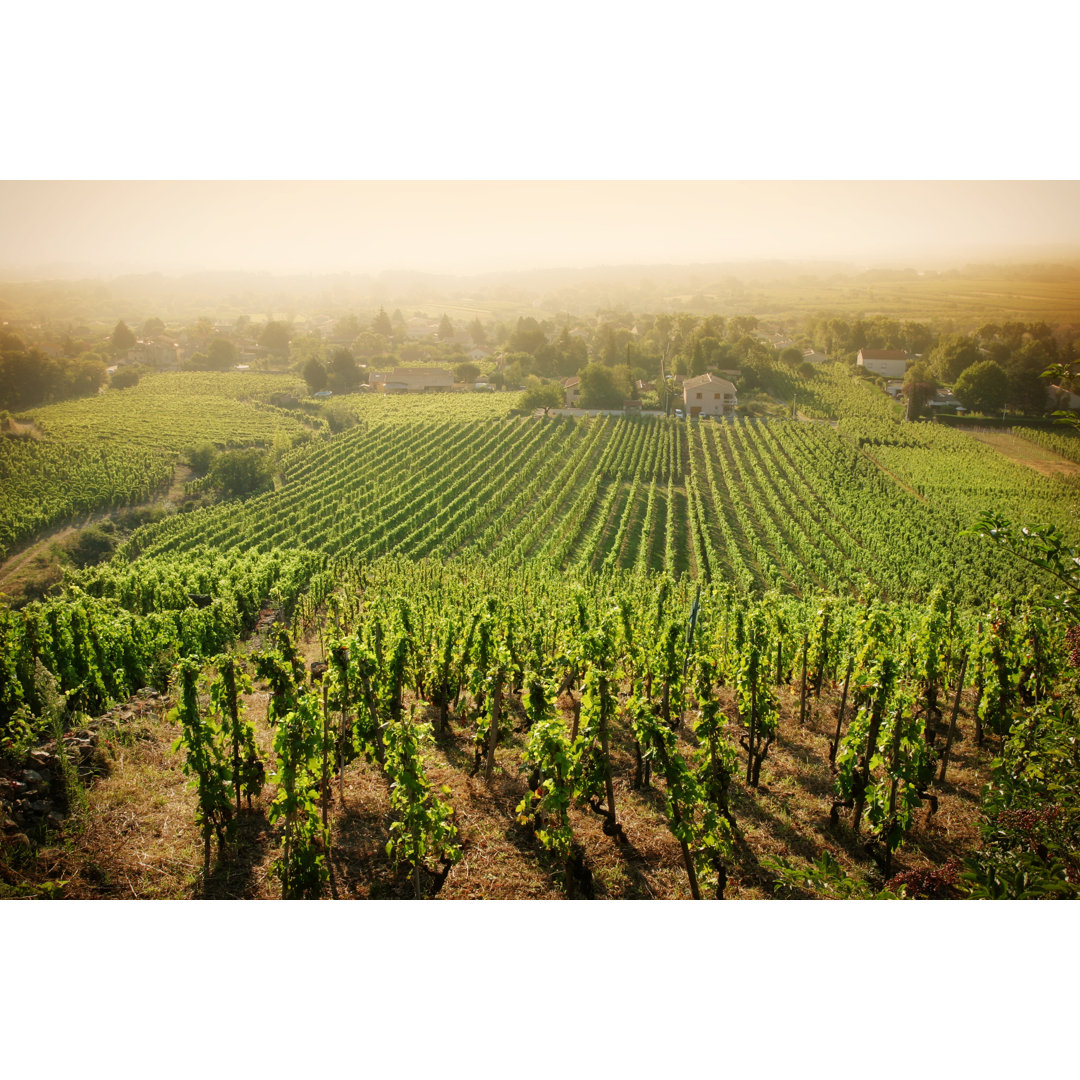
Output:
374,367,454,393
128,339,181,369
682,373,737,418
562,376,581,407
857,348,908,379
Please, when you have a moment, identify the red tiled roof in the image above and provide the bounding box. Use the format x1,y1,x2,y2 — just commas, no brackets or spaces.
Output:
858,349,908,360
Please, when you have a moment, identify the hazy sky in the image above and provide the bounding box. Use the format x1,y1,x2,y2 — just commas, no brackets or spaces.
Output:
2,181,1078,278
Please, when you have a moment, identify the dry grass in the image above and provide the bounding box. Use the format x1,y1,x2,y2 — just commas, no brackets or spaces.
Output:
964,429,1080,480
10,641,989,901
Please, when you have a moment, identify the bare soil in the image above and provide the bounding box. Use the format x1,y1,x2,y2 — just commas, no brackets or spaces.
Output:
4,634,989,901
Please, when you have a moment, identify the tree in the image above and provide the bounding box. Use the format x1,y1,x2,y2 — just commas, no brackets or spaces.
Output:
333,314,361,341
259,321,291,355
371,308,393,337
1007,367,1049,415
900,321,934,356
210,449,273,499
351,331,387,357
902,361,938,421
302,357,328,394
187,441,217,476
206,337,238,370
954,360,1009,415
111,321,136,353
518,382,564,413
141,317,165,338
191,317,216,344
507,316,548,356
453,361,482,384
727,315,759,340
468,318,488,347
62,525,117,568
326,348,359,394
579,363,630,409
929,334,980,383
437,314,455,341
779,346,803,369
110,367,141,390
689,340,707,378
66,355,107,397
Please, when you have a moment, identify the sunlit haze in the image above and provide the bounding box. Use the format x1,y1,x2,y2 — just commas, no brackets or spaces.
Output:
2,181,1079,279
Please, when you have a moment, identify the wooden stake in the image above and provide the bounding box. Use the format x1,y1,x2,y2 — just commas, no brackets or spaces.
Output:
938,654,968,784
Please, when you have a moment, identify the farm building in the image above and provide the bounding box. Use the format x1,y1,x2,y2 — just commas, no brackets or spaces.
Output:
376,367,454,394
128,340,181,369
802,350,828,365
857,348,908,379
562,376,581,407
683,373,737,418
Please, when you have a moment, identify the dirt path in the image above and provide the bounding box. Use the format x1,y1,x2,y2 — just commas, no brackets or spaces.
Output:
964,429,1080,480
0,418,45,439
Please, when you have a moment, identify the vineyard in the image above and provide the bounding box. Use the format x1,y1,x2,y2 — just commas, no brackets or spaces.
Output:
2,366,1079,899
120,408,1075,605
0,372,320,558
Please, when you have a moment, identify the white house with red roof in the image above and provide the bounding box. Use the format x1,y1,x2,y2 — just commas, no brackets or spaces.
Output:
683,373,737,417
857,348,908,379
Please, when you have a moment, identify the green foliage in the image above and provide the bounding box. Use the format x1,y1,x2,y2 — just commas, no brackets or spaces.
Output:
61,525,117,569
268,691,329,899
209,448,273,499
766,851,903,899
205,338,238,370
516,679,575,858
209,654,263,812
186,440,217,476
171,658,234,873
929,333,980,383
384,711,460,897
972,512,1080,618
326,348,359,394
371,308,393,338
578,363,630,409
111,321,136,352
962,698,1080,898
110,367,141,390
954,359,1009,414
454,361,482,384
517,382,564,413
258,321,291,355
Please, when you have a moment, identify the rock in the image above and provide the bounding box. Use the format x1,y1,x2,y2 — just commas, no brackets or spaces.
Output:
3,833,31,851
22,770,45,786
46,811,65,827
3,818,19,832
28,800,50,815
